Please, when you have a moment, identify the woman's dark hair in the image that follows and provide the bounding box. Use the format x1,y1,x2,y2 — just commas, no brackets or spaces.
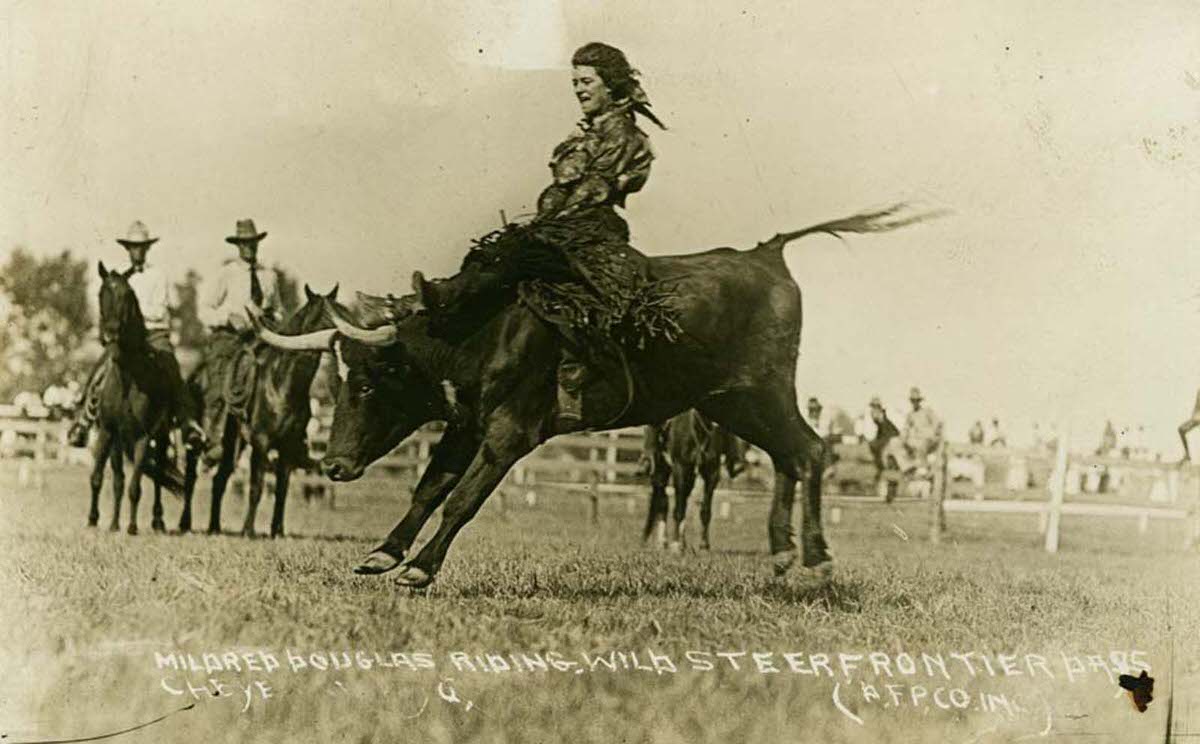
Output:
571,42,666,130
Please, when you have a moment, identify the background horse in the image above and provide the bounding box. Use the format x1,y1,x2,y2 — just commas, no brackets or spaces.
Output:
642,411,747,551
88,263,187,533
183,285,334,538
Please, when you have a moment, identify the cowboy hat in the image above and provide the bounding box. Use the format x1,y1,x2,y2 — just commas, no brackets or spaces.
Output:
116,220,159,247
869,396,884,409
806,396,822,408
226,218,268,244
908,386,924,401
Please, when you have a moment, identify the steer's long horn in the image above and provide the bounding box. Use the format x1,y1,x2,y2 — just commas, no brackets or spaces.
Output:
328,303,398,346
250,313,337,351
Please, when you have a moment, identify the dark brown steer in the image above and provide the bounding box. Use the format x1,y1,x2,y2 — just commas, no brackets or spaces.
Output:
259,205,934,587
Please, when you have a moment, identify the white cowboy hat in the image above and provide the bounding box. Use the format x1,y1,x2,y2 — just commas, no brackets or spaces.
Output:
116,220,159,247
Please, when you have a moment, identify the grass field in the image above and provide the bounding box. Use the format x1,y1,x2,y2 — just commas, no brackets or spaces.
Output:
2,463,1198,743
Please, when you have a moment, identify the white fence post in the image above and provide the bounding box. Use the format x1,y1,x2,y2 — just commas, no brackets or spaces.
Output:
1044,434,1068,554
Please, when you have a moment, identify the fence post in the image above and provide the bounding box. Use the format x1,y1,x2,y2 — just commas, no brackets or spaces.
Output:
605,432,618,484
1044,434,1068,554
589,474,600,525
34,421,47,494
929,441,948,544
1189,469,1200,550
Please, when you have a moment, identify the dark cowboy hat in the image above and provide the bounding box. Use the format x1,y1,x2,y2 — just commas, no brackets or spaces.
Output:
116,220,159,248
909,386,924,401
226,218,268,244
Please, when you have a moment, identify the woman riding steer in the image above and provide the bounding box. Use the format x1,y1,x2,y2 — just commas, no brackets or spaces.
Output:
412,42,667,432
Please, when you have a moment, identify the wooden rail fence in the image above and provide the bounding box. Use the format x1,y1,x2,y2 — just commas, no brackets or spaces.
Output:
4,415,1197,551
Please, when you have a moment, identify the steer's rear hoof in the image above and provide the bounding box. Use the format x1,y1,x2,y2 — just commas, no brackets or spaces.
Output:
353,550,402,575
771,549,798,577
394,565,433,589
802,560,834,584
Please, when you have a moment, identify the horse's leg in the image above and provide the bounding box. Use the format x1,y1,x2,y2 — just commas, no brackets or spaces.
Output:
700,390,831,575
398,412,537,587
240,446,267,539
151,435,166,533
88,428,113,527
270,459,290,539
125,436,151,536
669,459,696,553
643,480,669,547
207,419,238,535
698,447,722,551
180,445,198,533
642,448,670,547
354,427,480,574
108,436,125,532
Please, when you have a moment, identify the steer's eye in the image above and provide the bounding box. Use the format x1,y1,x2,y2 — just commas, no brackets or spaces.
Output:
357,382,374,400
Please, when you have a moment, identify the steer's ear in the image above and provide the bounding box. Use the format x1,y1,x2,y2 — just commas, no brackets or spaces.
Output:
326,283,339,301
304,283,318,302
97,261,109,280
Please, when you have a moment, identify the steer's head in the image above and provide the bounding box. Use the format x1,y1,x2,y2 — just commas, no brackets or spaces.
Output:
256,290,442,481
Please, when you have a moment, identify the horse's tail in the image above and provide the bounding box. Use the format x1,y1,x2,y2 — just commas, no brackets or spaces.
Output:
752,203,947,258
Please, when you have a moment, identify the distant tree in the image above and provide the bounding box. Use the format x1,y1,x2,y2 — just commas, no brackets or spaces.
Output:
173,268,206,349
273,263,301,317
0,247,94,401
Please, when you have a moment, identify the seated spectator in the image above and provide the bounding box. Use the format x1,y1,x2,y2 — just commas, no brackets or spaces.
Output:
883,386,944,476
968,420,985,445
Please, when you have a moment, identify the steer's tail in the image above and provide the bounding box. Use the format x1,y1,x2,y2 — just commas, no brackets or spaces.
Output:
753,203,945,257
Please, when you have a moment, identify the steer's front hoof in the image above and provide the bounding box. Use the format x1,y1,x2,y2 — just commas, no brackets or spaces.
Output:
394,565,434,589
353,550,402,575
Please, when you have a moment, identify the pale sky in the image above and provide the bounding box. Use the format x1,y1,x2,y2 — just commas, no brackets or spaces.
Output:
4,0,1200,454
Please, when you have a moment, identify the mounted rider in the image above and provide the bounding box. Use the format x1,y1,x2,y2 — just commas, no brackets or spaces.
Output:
68,221,206,449
411,42,668,433
198,219,280,465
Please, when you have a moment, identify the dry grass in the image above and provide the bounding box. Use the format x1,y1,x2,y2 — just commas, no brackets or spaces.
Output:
1,464,1197,743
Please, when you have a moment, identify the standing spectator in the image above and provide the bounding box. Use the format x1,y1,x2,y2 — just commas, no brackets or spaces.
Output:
987,417,1007,447
804,396,831,439
867,397,900,473
1099,420,1118,457
1133,426,1149,461
1117,424,1131,459
884,386,944,475
968,420,985,445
